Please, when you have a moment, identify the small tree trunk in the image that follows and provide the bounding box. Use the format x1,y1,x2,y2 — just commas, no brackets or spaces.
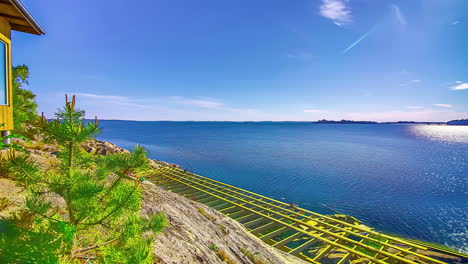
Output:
68,141,73,174
66,141,76,225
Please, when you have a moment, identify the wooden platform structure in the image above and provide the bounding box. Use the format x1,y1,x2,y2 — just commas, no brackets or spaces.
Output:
149,166,467,264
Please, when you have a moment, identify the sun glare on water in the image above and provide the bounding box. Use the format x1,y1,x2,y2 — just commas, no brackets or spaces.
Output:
410,125,468,143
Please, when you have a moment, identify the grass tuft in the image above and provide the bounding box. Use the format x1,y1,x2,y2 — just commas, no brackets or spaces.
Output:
197,207,214,221
208,243,237,264
240,247,268,264
0,197,11,211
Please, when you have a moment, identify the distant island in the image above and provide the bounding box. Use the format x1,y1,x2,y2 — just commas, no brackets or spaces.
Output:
447,119,468,125
314,119,378,124
382,121,446,125
313,119,465,125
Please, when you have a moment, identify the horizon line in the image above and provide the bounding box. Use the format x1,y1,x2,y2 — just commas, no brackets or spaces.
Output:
84,119,457,123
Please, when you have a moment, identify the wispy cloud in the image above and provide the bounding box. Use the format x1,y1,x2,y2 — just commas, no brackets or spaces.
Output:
39,93,467,122
407,106,424,109
62,93,277,121
400,79,422,86
450,21,460,25
319,0,352,26
453,83,468,90
433,104,452,108
75,93,131,101
170,96,224,109
287,52,313,61
75,93,226,109
343,110,467,122
392,5,406,25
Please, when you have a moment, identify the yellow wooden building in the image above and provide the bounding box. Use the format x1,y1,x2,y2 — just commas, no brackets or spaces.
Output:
0,0,44,138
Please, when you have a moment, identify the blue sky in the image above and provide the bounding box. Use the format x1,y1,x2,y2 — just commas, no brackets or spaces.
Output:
12,0,468,121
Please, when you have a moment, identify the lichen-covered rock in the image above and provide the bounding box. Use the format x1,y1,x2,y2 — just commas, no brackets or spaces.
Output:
141,182,307,264
0,179,24,218
82,139,129,155
82,139,179,168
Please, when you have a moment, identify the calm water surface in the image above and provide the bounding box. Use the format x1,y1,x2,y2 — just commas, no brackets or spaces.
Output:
97,121,468,252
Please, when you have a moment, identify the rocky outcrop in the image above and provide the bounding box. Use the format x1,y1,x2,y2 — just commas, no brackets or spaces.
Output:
1,139,306,264
142,181,306,264
83,139,180,168
7,137,179,169
82,139,129,155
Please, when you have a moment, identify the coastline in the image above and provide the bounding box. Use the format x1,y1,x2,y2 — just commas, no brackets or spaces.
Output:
2,137,466,263
80,140,468,261
0,137,307,264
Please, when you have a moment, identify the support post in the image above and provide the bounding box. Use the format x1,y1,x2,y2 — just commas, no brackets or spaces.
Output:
2,130,9,146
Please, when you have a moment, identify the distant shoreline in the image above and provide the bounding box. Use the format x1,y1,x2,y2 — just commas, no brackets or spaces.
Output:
89,119,468,126
313,119,468,125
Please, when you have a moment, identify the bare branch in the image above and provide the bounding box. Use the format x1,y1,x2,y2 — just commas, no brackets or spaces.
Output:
73,238,118,254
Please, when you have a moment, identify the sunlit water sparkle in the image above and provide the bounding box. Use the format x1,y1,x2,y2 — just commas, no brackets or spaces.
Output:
410,125,468,144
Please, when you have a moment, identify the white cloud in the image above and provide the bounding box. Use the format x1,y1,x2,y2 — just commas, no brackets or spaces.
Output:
319,0,352,26
392,5,406,25
453,83,468,90
304,109,322,113
451,21,460,25
433,104,452,108
407,106,424,109
456,81,463,83
400,79,421,86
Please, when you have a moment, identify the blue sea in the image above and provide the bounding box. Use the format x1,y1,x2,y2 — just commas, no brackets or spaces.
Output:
96,121,468,252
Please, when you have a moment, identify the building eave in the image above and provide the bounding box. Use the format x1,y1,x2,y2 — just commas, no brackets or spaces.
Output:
3,0,45,35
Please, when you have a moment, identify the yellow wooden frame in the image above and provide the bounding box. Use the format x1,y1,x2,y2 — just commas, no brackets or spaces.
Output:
150,166,466,263
0,32,12,131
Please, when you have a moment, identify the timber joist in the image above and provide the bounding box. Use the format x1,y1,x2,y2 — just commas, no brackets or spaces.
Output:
149,166,464,264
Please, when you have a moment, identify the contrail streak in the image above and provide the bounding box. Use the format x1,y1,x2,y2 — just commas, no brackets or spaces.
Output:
342,23,379,53
342,4,403,54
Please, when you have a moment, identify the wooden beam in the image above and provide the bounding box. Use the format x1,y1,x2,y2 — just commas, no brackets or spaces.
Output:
0,12,25,21
9,22,35,34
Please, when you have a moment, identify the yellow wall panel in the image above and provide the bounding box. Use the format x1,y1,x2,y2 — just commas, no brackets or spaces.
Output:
0,17,13,131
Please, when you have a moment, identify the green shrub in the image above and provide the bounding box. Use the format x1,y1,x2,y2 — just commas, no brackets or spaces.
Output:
11,65,39,131
0,95,167,263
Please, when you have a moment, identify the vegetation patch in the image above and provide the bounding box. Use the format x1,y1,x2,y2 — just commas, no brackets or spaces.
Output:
197,206,214,221
217,223,228,235
0,197,11,211
240,247,269,264
208,243,237,264
0,95,168,263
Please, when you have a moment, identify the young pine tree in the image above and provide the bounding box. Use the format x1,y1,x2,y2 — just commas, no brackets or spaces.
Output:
0,95,167,263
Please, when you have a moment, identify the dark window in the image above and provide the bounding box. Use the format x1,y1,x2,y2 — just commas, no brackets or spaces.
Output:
0,40,6,105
